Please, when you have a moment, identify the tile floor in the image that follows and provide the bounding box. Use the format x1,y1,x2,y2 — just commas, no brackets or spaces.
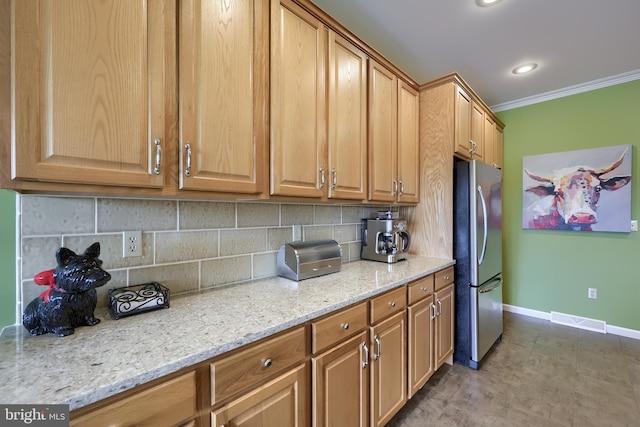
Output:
388,311,640,427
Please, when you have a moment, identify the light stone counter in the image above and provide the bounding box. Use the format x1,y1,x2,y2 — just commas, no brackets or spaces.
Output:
0,256,454,411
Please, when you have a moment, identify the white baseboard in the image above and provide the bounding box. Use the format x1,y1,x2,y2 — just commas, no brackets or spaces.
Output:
503,304,640,340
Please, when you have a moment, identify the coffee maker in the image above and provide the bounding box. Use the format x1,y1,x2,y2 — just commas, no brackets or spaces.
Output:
361,211,411,263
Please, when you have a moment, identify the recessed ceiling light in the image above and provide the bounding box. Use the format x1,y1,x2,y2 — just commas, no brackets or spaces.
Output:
476,0,502,7
512,63,538,74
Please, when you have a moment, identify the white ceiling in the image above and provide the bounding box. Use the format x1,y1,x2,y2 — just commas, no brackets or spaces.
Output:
311,0,640,110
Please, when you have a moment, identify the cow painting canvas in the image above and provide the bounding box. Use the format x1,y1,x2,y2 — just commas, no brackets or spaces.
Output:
522,145,632,232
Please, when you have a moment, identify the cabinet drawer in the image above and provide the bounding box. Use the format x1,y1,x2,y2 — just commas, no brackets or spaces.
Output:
435,267,454,291
370,286,407,325
211,326,306,405
311,302,367,354
70,371,196,427
407,275,434,305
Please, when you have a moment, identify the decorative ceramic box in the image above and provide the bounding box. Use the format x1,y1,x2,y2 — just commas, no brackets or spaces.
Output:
108,282,170,319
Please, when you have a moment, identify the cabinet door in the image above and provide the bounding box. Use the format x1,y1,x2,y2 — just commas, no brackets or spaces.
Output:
212,364,308,427
397,80,419,204
454,86,471,159
435,284,454,368
270,0,327,197
471,102,484,160
327,31,367,201
368,60,397,203
11,0,172,188
179,0,268,194
494,126,504,169
370,311,407,427
312,331,369,427
483,114,496,167
407,296,434,398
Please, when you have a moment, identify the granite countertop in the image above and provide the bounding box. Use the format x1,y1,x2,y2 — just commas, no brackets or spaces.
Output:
0,256,454,411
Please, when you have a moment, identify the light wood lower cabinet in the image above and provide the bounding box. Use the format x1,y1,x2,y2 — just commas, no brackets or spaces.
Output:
312,331,369,427
70,268,455,427
434,283,455,368
370,310,407,427
212,363,308,427
70,371,197,427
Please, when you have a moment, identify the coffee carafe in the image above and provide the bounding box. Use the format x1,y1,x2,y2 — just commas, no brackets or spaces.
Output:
361,212,411,263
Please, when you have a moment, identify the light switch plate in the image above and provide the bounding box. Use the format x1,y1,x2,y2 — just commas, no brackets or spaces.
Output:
631,220,638,232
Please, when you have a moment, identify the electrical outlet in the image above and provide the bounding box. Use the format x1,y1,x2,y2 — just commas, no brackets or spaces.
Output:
588,288,597,299
631,220,638,232
123,231,142,258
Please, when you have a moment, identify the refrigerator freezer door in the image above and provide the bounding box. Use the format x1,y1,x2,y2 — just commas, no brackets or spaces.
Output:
471,274,503,366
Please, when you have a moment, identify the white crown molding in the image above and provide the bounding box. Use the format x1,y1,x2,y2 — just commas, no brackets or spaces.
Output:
491,69,640,112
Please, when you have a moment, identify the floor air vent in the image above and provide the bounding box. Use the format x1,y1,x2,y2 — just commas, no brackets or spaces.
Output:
550,311,606,334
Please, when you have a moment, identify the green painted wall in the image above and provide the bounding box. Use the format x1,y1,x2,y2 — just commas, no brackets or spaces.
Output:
0,189,16,329
497,80,640,330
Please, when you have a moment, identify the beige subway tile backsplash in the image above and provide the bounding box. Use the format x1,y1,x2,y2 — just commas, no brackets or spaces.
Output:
97,198,178,232
201,256,252,288
156,230,219,264
178,200,236,230
22,196,95,236
18,196,365,312
237,202,279,228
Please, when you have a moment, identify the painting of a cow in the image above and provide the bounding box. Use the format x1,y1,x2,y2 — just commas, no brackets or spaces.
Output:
522,145,632,232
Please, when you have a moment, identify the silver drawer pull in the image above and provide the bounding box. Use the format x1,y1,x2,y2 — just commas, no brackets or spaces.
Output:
362,342,369,368
342,323,349,330
389,301,396,307
263,358,272,368
421,287,429,292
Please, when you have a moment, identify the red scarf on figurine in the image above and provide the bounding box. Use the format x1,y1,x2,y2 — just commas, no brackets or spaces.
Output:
34,269,67,303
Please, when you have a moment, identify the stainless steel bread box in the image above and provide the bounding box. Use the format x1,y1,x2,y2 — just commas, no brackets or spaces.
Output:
277,240,342,281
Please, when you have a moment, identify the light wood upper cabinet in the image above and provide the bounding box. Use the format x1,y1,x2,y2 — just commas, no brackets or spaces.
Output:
397,80,420,204
494,125,504,169
368,61,398,203
483,114,496,167
179,0,268,194
270,0,327,198
454,85,472,160
9,0,173,188
471,101,485,161
327,31,368,200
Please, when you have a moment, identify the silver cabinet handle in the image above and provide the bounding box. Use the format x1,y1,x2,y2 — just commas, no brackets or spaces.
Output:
362,342,369,368
392,179,398,196
389,301,396,308
342,323,349,330
470,139,477,154
421,287,429,292
263,358,272,368
153,138,162,175
399,180,404,196
437,299,442,316
319,167,325,189
373,335,381,360
430,302,437,320
184,143,192,177
331,168,337,190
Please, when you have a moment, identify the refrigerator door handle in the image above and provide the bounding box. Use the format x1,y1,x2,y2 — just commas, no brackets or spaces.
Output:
477,185,488,265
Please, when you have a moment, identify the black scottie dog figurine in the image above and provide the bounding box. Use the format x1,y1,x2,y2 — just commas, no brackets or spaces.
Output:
23,242,111,337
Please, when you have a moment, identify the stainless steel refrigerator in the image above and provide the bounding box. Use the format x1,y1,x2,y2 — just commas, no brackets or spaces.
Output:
453,159,503,369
